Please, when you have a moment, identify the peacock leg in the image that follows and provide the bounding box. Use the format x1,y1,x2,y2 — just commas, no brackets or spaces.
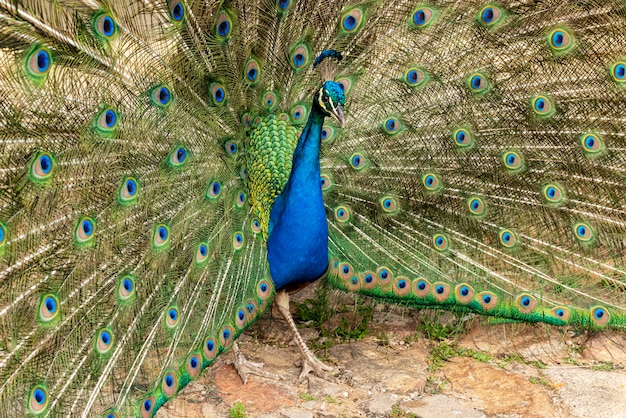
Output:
275,290,333,380
230,341,281,384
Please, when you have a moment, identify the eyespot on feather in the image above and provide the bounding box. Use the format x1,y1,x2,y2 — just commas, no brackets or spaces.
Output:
347,275,361,292
153,224,169,249
235,307,247,329
516,293,537,314
93,13,118,40
262,91,278,111
454,284,475,304
26,46,52,80
250,218,262,234
118,275,135,302
550,306,571,322
29,385,49,414
422,173,441,191
232,231,244,250
339,262,354,281
377,266,393,285
349,153,367,170
320,173,333,192
245,300,258,319
362,271,377,290
30,152,55,183
168,146,188,167
215,11,232,40
257,279,272,300
393,276,411,296
210,83,226,106
478,5,504,27
225,140,238,157
432,282,450,302
611,61,626,83
0,223,6,249
334,205,351,223
164,307,179,329
410,6,437,28
531,95,554,117
433,233,449,251
413,278,431,297
96,328,114,355
204,337,218,360
235,191,246,208
498,229,517,248
220,325,234,348
277,0,292,12
340,7,364,34
502,151,524,171
404,66,428,87
290,44,310,71
321,125,336,143
244,57,261,84
454,128,474,148
335,75,355,95
186,353,202,378
206,180,222,200
195,242,209,264
151,85,172,107
548,27,574,53
162,371,178,397
382,117,402,135
580,133,604,155
169,0,185,22
468,73,488,93
38,294,59,323
119,177,139,205
380,196,398,213
542,183,564,204
467,197,486,216
140,395,156,418
291,104,308,124
477,291,498,311
75,217,96,246
574,222,594,242
590,306,610,326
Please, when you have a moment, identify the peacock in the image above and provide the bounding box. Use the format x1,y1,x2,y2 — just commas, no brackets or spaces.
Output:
0,0,625,415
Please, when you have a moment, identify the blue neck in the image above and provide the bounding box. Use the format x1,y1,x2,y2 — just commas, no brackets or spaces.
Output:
267,107,328,289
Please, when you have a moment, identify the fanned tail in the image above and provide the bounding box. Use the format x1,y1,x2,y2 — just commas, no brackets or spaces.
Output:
322,0,626,329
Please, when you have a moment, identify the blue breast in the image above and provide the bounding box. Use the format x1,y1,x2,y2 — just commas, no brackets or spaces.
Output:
266,110,328,289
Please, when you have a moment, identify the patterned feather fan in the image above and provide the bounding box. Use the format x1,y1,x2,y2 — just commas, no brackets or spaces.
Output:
0,0,624,416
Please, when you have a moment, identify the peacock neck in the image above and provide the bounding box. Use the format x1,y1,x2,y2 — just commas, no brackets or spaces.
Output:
266,105,328,290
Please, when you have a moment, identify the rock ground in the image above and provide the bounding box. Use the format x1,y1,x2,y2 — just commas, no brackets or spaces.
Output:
157,285,626,418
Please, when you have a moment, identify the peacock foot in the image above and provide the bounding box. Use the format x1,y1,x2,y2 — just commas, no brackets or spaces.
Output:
295,347,334,381
229,341,281,384
275,290,334,381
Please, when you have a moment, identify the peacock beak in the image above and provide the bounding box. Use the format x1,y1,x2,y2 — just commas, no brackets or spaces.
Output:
330,104,345,128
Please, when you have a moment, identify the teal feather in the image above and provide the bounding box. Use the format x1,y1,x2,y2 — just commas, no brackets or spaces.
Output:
0,0,625,415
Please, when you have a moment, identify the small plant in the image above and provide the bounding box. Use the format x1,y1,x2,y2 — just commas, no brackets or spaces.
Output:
390,404,417,418
293,288,374,351
417,311,467,341
427,342,493,372
229,401,247,418
529,377,552,386
592,362,616,371
299,392,315,401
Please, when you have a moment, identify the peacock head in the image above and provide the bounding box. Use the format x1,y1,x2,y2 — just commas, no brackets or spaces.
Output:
315,81,346,128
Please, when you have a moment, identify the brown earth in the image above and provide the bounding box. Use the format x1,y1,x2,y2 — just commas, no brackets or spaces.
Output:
158,286,626,418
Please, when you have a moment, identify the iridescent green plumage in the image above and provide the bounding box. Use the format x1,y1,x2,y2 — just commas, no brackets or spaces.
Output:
0,0,625,416
246,115,299,237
